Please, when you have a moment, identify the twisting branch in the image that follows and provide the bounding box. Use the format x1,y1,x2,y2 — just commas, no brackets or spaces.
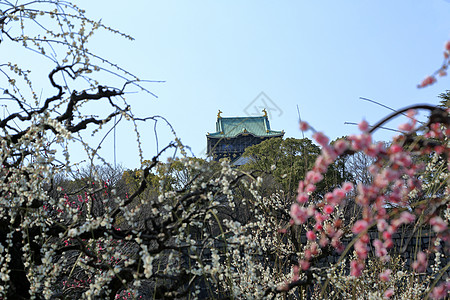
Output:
110,142,177,220
368,104,449,134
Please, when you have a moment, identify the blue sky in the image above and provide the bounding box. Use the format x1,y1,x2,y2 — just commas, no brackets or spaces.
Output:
6,1,450,168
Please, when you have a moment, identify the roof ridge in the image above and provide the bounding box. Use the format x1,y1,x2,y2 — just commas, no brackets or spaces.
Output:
219,115,265,119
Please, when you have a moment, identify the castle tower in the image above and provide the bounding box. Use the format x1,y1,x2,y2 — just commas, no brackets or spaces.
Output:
206,109,284,164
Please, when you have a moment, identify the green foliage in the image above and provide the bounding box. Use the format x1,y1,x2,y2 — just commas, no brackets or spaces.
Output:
438,90,450,108
241,137,352,198
122,157,220,194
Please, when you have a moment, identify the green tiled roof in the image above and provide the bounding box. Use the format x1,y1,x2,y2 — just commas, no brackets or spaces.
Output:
207,116,284,138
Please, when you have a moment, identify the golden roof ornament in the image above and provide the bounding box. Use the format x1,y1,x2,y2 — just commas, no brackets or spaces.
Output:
262,108,268,117
217,110,222,119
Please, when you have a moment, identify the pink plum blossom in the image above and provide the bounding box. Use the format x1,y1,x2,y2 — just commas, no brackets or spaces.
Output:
342,182,353,192
312,132,329,146
297,193,308,203
306,230,316,241
299,121,309,131
373,239,388,259
354,240,368,259
398,122,414,132
306,170,323,184
383,289,394,299
412,251,428,273
333,188,346,201
292,265,300,281
323,205,333,214
290,204,308,225
310,242,319,255
333,139,348,155
418,75,436,88
304,249,312,260
358,120,369,131
360,233,369,244
430,216,447,233
399,211,416,224
348,133,372,151
350,260,364,277
299,259,310,270
389,144,402,154
379,269,391,282
377,219,388,232
352,220,369,234
431,282,449,300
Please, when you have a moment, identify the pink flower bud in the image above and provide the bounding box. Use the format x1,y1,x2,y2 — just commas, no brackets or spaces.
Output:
390,144,402,154
355,240,368,259
299,121,309,131
342,182,354,192
445,40,450,52
306,170,323,184
379,269,391,282
304,249,312,260
292,265,300,281
383,288,394,299
377,219,388,232
312,132,329,146
297,193,308,203
323,205,334,214
350,260,364,277
431,282,449,300
360,233,369,244
306,230,316,241
383,238,393,249
419,75,436,88
299,259,310,270
430,216,447,233
412,251,428,273
333,188,346,200
305,184,316,193
399,211,415,224
334,139,348,155
358,120,369,132
290,204,308,225
352,220,369,234
398,122,413,132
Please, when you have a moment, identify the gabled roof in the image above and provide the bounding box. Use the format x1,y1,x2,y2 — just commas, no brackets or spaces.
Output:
207,115,284,138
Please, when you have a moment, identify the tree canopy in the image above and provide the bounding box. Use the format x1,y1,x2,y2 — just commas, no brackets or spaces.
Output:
241,137,353,198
